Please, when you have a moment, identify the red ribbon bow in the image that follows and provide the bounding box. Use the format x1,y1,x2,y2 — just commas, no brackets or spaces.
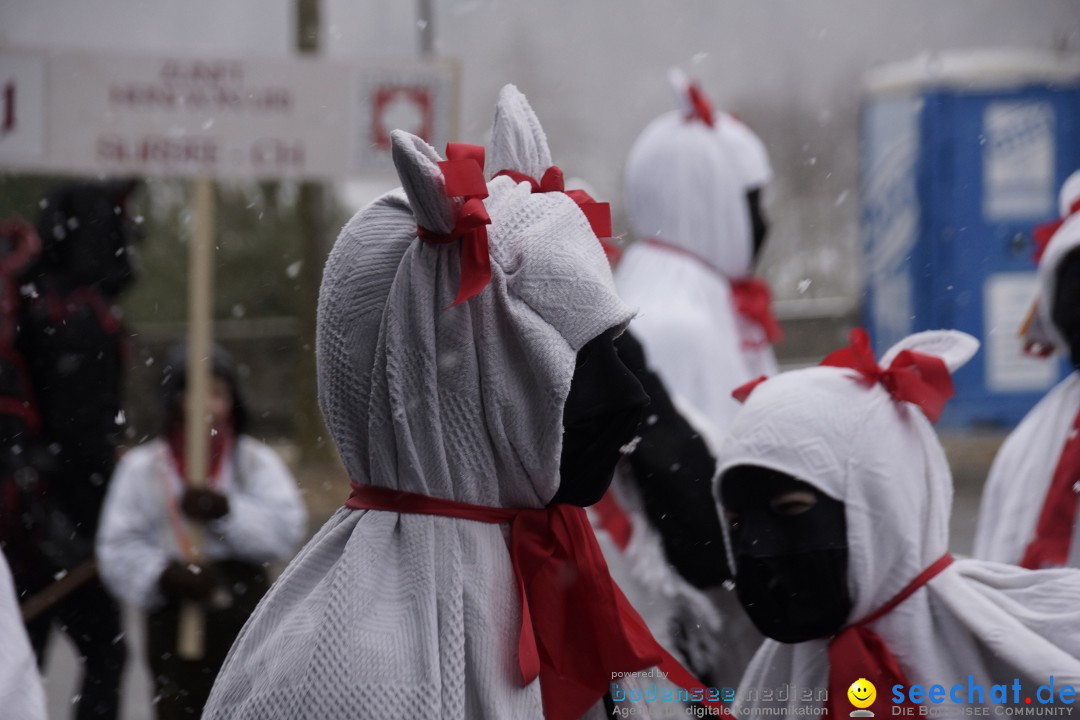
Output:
826,554,953,718
686,81,715,127
820,328,954,424
346,483,730,720
1033,197,1080,264
731,278,784,343
494,166,613,240
732,375,768,404
416,143,493,306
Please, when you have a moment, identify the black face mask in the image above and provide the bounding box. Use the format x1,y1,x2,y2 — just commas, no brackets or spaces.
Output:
721,465,851,643
1053,250,1080,371
552,327,649,507
746,188,769,263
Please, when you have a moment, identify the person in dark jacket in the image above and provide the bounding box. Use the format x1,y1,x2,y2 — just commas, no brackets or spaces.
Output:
13,179,139,720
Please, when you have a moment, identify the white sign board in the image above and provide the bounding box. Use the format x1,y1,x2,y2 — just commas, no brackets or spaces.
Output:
0,49,456,180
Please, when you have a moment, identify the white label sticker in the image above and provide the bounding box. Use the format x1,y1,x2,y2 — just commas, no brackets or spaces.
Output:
983,102,1055,220
984,272,1058,392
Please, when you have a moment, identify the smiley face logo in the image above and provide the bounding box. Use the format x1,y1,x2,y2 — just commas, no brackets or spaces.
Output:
847,678,877,709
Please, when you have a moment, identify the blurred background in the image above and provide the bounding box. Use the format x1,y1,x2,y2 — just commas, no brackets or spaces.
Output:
2,1,1079,717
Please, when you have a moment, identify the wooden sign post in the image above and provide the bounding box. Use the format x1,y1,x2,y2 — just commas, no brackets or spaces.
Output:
176,177,215,660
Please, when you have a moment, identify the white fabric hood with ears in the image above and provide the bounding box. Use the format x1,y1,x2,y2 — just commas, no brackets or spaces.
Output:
202,117,633,718
623,110,751,278
715,331,1080,715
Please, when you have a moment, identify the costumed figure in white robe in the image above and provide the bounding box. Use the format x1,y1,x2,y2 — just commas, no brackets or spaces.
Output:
201,86,730,720
617,68,779,441
596,70,779,690
96,344,306,719
718,327,1080,716
974,169,1080,569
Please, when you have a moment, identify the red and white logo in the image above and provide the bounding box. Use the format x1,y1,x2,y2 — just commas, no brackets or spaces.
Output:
371,86,433,149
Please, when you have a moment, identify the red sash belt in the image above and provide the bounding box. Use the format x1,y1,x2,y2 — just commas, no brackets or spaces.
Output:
346,482,730,720
827,554,954,717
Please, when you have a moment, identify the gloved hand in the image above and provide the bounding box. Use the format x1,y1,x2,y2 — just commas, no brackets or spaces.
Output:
180,488,230,521
158,560,222,602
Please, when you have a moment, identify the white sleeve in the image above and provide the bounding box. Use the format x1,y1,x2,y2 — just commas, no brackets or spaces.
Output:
209,440,307,563
95,447,171,611
0,553,46,720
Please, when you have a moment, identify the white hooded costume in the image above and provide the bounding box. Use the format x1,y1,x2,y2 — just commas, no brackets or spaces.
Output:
202,88,721,720
974,169,1080,567
0,551,46,720
616,69,777,443
717,329,1080,716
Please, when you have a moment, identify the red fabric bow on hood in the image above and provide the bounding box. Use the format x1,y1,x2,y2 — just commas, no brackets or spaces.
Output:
1033,197,1080,264
820,328,954,424
494,166,613,240
416,143,493,306
686,81,715,127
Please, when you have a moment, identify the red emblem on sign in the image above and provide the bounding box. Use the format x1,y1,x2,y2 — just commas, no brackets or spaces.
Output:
372,86,432,149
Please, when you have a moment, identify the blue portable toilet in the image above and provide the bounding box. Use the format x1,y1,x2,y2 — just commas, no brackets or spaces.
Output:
861,49,1080,428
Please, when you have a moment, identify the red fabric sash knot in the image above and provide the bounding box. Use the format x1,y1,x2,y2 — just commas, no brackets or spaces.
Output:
730,278,784,343
345,483,730,720
826,554,953,718
591,490,634,551
1019,407,1080,569
1033,197,1080,264
686,82,715,127
493,166,613,240
416,143,493,306
821,328,955,424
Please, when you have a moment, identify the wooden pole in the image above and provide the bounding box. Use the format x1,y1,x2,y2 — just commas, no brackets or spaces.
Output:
176,177,215,660
20,559,98,623
294,0,332,462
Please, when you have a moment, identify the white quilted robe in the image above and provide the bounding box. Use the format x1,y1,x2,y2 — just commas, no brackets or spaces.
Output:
202,127,638,718
0,552,46,720
716,332,1080,715
617,73,776,443
975,170,1080,566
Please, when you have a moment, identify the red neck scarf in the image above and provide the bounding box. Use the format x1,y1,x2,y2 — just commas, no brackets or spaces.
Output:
1020,406,1080,569
167,424,232,485
643,237,782,343
826,554,954,717
346,483,730,720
